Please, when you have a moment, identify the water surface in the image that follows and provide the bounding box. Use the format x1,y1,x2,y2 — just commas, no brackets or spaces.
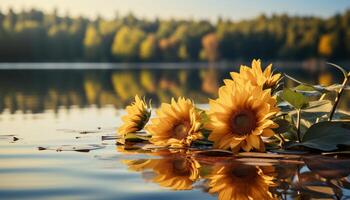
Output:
0,62,349,200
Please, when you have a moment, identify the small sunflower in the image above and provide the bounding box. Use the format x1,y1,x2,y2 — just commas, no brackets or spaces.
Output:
207,82,279,152
207,163,276,200
118,95,151,136
228,59,281,89
145,97,203,148
124,155,200,190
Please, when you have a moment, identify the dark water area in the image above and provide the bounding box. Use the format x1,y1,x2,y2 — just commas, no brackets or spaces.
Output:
0,62,350,200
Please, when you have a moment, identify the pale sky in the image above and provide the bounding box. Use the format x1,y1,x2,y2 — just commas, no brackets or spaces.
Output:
0,0,349,21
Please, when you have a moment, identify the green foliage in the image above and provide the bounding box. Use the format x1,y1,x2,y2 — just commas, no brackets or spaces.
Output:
280,88,309,109
289,121,350,151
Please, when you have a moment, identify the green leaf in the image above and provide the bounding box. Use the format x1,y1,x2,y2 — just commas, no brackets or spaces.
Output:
292,100,332,121
124,132,151,142
280,88,309,109
289,121,350,151
273,118,292,134
294,84,322,97
285,74,350,93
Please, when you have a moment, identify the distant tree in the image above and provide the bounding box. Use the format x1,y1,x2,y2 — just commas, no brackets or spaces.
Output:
111,26,145,61
159,37,179,61
83,24,102,61
156,20,177,38
139,34,158,61
178,44,189,61
200,33,219,62
98,19,120,60
68,17,87,60
0,8,349,62
47,23,70,60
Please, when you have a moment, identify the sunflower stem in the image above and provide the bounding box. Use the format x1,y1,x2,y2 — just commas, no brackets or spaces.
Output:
296,109,301,143
316,93,327,123
277,133,286,147
329,73,350,121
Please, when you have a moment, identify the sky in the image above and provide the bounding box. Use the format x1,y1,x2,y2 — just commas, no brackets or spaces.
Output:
0,0,349,21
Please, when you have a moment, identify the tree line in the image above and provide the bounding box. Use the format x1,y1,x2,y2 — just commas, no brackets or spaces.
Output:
0,8,349,62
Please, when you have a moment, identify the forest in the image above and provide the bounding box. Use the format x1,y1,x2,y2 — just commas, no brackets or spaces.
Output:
0,8,349,62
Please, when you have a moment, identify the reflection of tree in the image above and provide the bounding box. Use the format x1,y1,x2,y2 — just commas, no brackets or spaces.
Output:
111,71,144,101
124,154,200,190
318,72,333,86
0,68,348,114
200,67,219,95
140,70,157,93
84,75,102,105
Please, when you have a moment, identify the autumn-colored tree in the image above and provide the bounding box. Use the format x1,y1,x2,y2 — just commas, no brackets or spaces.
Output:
178,44,189,61
83,24,102,61
111,26,145,61
98,19,120,60
200,33,219,62
139,34,158,61
159,37,179,61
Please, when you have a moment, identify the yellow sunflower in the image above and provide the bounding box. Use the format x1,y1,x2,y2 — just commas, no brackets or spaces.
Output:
123,155,200,190
228,59,281,89
207,82,279,152
118,95,151,136
145,97,203,148
207,163,276,200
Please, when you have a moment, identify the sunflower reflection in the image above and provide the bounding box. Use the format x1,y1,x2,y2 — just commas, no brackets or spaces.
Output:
207,163,277,200
124,154,200,190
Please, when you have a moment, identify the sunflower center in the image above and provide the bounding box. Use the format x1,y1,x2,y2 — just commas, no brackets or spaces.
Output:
172,159,191,176
231,165,258,180
231,110,256,135
173,122,190,139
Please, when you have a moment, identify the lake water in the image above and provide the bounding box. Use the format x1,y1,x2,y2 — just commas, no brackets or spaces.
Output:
0,62,350,200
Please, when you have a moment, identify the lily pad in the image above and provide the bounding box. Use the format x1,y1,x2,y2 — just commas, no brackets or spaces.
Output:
0,134,19,142
38,144,105,152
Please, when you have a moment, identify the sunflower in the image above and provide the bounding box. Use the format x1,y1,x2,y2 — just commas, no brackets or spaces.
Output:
207,82,279,152
207,163,276,200
228,59,281,89
123,154,200,190
118,95,151,136
145,97,203,148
